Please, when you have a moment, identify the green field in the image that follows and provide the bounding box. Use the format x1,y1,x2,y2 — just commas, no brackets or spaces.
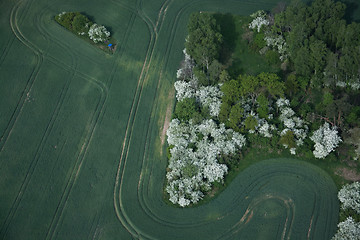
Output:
1,0,359,239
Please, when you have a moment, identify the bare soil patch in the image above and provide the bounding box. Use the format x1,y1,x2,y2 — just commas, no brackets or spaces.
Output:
335,167,360,181
160,90,174,148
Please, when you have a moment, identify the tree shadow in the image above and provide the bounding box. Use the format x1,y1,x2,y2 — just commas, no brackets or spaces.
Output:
342,1,360,23
213,13,237,65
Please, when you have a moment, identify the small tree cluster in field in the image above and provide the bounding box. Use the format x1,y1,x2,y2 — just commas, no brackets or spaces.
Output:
166,119,245,207
310,122,342,159
338,182,360,214
55,12,110,43
332,216,360,240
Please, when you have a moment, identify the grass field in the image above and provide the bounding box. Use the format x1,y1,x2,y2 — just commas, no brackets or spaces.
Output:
1,0,359,239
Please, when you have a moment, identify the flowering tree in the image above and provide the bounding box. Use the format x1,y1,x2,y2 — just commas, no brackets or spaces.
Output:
264,34,289,61
276,98,308,154
332,216,360,240
310,122,342,159
88,24,110,43
166,119,246,207
174,49,223,118
338,182,360,214
176,49,196,81
249,10,269,32
196,85,223,117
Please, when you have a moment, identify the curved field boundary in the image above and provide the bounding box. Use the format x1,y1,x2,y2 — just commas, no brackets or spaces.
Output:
0,0,113,238
136,158,338,239
109,0,339,239
129,0,298,230
0,0,43,154
109,1,339,237
0,0,340,239
109,0,173,238
111,0,272,238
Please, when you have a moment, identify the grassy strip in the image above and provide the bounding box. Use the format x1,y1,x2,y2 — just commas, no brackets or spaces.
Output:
54,12,116,54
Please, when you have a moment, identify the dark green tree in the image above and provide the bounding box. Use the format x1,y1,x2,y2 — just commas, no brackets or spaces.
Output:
174,98,199,122
228,103,244,132
185,12,223,70
208,59,223,85
72,14,92,33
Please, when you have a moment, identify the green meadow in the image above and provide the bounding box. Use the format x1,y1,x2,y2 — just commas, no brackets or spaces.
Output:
1,0,359,239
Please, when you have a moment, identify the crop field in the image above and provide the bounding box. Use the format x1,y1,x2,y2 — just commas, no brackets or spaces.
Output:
1,0,358,239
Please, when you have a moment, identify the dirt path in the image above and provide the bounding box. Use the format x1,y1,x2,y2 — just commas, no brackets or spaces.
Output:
160,90,174,147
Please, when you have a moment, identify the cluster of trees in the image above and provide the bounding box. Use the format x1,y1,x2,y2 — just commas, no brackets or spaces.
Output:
333,182,360,239
166,118,246,206
273,0,360,89
165,13,248,207
55,12,110,43
247,0,360,160
249,0,360,89
166,0,360,207
185,12,226,86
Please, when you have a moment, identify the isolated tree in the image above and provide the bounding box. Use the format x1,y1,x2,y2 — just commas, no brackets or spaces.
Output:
185,12,223,70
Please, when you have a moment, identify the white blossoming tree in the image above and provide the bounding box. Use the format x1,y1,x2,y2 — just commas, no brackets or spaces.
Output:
176,49,196,81
332,216,360,240
276,98,308,154
338,182,360,214
310,122,342,159
196,85,223,117
264,34,289,61
166,119,246,207
249,10,269,32
88,24,110,43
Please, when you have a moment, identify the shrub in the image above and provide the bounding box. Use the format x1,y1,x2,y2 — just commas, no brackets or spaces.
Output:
88,24,110,43
72,14,92,34
338,182,360,214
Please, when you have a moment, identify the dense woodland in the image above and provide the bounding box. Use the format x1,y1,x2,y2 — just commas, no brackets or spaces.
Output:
166,0,360,237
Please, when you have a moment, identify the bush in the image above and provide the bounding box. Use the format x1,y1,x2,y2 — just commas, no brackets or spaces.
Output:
174,97,199,122
251,32,266,50
72,14,92,34
265,50,280,65
88,24,110,43
55,12,76,29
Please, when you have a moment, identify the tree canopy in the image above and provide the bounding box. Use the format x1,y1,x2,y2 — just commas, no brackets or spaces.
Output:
185,12,223,71
271,0,360,87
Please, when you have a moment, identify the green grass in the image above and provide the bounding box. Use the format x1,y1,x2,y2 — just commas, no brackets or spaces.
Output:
215,14,281,78
0,0,356,239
